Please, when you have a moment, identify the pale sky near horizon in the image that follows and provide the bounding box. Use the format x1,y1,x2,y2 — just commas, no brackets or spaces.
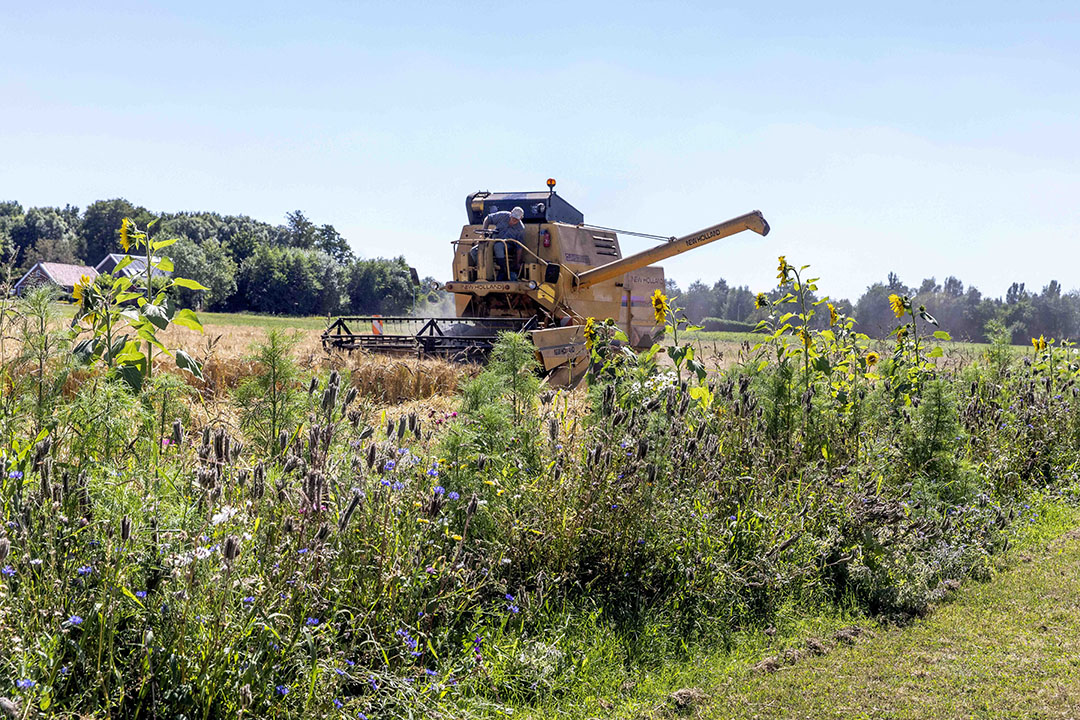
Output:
2,1,1079,303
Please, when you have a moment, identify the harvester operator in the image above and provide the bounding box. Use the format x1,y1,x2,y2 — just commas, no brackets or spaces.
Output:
481,206,525,281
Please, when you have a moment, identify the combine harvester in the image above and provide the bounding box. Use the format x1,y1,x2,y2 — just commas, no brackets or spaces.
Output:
322,180,769,386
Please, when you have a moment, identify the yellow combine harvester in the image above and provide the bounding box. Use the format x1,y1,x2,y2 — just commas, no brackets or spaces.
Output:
323,180,769,386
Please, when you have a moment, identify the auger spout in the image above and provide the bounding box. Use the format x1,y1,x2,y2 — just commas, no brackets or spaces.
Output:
575,210,769,290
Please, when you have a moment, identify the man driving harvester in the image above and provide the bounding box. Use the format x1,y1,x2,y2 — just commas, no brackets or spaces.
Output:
481,206,525,280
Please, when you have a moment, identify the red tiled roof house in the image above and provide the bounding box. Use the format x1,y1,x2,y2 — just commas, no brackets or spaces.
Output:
14,262,98,297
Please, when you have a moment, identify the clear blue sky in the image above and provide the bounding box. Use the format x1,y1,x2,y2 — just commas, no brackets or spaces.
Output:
3,1,1079,302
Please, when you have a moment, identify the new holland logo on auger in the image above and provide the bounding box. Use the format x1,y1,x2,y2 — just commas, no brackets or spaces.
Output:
322,179,770,387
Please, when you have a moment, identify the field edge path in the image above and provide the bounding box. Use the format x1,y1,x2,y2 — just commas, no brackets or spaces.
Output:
709,509,1080,719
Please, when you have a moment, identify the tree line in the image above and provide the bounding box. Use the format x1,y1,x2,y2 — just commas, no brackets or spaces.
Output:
3,198,1073,341
671,270,1080,343
0,199,444,316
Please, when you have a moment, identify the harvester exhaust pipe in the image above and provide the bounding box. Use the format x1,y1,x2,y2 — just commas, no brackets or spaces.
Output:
575,210,770,290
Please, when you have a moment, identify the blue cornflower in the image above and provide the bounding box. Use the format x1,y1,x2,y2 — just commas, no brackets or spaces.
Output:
425,668,437,676
384,460,396,472
68,615,83,625
359,714,368,720
305,617,319,626
346,659,355,666
77,565,92,576
427,467,439,477
333,699,344,708
508,604,520,614
136,590,147,598
1,565,14,577
448,491,460,501
369,676,378,691
242,596,255,604
433,486,445,495
380,478,391,487
16,679,34,688
298,548,309,554
8,470,22,480
276,684,289,696
505,593,514,601
397,447,408,455
391,481,404,491
334,668,345,677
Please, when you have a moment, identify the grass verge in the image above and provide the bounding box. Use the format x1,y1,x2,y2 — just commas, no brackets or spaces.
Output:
516,494,1080,720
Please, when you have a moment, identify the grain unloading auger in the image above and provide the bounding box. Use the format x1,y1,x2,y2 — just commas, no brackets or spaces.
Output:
323,180,769,386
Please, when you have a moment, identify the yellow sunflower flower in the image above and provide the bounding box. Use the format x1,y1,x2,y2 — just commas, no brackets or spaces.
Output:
1031,335,1046,351
72,274,90,301
651,289,669,325
776,255,789,283
865,350,880,367
797,327,811,347
119,217,132,252
888,293,906,319
828,303,839,326
584,316,597,350
755,292,768,309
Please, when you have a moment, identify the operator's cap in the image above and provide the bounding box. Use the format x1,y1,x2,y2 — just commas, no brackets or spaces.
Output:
510,207,524,220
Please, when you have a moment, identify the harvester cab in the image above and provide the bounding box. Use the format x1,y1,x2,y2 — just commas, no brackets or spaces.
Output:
322,180,769,387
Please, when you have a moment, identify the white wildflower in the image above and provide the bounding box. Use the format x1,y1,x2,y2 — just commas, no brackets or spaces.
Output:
211,505,238,526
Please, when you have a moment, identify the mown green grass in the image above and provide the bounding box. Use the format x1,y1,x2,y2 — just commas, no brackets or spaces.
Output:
517,496,1080,720
707,498,1080,720
48,301,329,330
194,309,329,330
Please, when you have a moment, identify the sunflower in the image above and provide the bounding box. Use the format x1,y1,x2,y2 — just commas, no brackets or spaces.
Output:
651,289,669,325
72,274,92,305
1031,335,1046,352
828,303,839,326
865,350,880,367
888,293,906,319
584,317,597,350
755,292,768,309
776,255,789,283
120,217,134,252
797,327,811,347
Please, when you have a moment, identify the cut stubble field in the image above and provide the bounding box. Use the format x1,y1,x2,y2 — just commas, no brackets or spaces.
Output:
155,313,993,376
